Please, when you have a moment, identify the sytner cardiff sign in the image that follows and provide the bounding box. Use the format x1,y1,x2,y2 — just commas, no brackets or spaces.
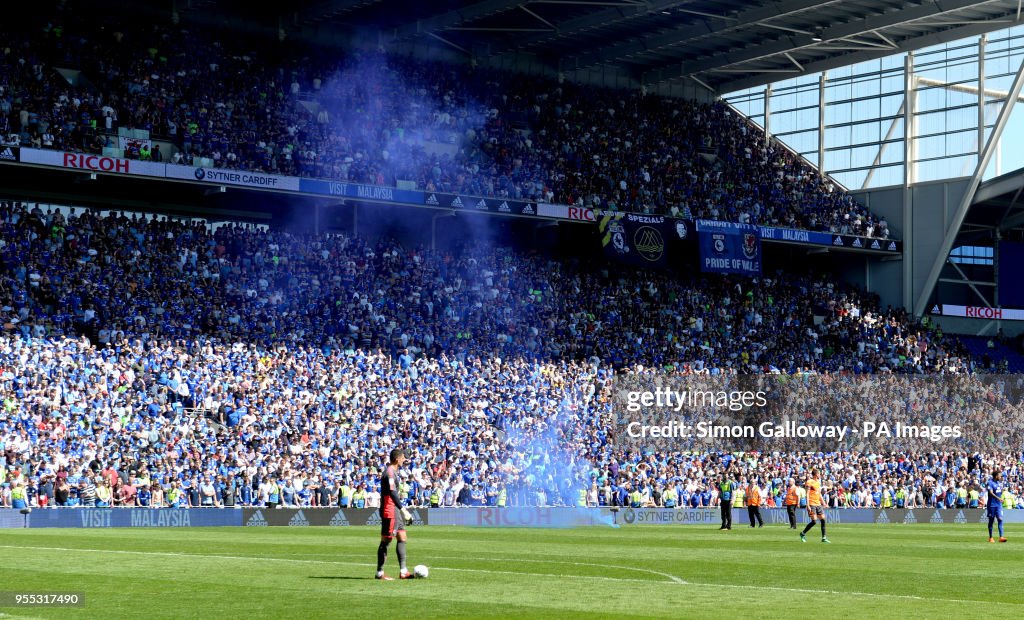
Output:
5,147,900,253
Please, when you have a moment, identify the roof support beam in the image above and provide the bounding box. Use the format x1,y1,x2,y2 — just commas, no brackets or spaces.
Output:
711,68,801,73
874,30,898,48
758,23,814,36
944,261,995,307
783,52,803,71
569,0,835,70
450,27,554,32
530,1,644,5
520,5,556,29
300,0,381,24
645,0,1008,85
716,16,1024,93
427,32,471,55
675,8,737,21
862,101,905,189
488,0,692,57
917,76,1024,103
1000,211,1024,232
915,53,1024,316
390,0,526,41
998,185,1024,230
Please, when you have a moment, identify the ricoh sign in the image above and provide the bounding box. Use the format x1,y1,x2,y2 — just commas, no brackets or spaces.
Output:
63,153,130,173
17,148,166,177
932,304,1024,321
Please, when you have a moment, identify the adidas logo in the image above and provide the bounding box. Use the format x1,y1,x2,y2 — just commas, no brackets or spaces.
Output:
288,510,309,526
954,510,967,524
903,510,916,524
329,510,350,526
833,236,844,246
498,201,511,213
475,198,488,210
521,204,535,215
451,196,464,208
366,512,382,526
875,510,889,524
426,194,439,205
0,148,15,161
247,510,268,527
887,241,897,251
870,239,881,249
852,238,863,248
930,510,944,524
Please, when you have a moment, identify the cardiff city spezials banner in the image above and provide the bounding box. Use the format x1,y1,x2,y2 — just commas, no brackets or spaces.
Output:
598,212,691,269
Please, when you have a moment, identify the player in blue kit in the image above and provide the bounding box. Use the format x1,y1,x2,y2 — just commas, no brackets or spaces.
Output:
982,470,1008,543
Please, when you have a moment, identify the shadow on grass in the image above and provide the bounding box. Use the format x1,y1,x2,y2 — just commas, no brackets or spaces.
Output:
308,575,376,580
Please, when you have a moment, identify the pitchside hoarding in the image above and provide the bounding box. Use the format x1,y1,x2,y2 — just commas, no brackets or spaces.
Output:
2,507,1022,528
240,507,426,527
428,507,608,527
26,508,242,528
608,508,1024,526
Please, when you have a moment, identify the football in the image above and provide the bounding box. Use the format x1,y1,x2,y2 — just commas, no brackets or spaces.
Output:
413,564,429,579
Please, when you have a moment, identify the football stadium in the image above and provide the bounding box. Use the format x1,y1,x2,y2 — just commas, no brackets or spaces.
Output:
3,0,1024,617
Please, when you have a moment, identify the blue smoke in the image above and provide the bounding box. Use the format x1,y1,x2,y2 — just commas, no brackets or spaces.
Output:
311,52,490,190
500,364,618,528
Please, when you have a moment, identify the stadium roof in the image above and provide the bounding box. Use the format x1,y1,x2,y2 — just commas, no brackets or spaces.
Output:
172,0,1024,94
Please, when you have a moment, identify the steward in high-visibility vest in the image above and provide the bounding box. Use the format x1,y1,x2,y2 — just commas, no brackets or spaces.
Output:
430,487,440,508
956,487,968,507
745,481,764,527
497,488,507,507
663,487,678,508
1002,490,1015,508
783,480,799,529
352,487,367,508
718,477,735,530
577,488,587,507
969,488,981,509
10,483,27,509
629,489,643,508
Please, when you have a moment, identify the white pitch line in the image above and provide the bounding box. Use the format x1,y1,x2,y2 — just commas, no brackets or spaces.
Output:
2,544,1021,606
286,551,687,584
0,545,666,586
0,612,46,620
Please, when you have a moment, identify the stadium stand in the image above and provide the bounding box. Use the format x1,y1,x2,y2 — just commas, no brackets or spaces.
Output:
0,11,887,236
0,199,1018,512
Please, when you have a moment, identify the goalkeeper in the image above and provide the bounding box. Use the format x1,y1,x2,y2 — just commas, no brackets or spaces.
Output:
376,448,416,580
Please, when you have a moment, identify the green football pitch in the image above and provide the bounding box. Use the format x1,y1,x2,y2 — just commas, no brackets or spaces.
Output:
0,524,1021,619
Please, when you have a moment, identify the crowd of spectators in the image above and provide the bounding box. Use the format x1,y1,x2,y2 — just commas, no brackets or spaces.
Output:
1,8,885,237
0,199,1017,512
